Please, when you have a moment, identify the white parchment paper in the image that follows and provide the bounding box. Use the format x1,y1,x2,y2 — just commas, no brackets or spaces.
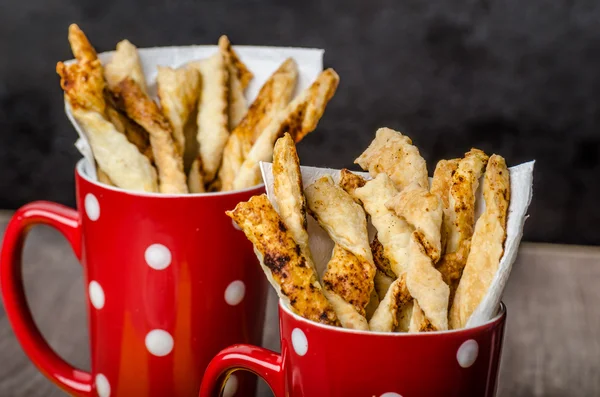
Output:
63,45,324,180
260,160,535,328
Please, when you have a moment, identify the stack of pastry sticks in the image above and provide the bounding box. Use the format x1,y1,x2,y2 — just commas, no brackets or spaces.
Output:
57,24,339,193
228,128,511,332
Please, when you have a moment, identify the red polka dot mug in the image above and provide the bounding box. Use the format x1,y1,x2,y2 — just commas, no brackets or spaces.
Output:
200,301,507,397
0,160,269,397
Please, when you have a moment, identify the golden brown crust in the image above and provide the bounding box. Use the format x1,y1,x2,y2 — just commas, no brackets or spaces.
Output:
339,168,367,203
323,244,375,317
405,232,449,331
435,149,489,305
305,175,373,265
408,301,436,332
353,173,411,277
218,35,253,90
58,25,157,192
431,159,460,258
104,40,147,93
370,235,396,278
369,274,412,332
68,24,97,63
233,68,339,190
157,65,201,155
273,133,312,265
435,240,471,307
190,53,230,183
227,195,339,326
219,58,298,190
386,183,444,263
115,77,187,193
219,35,250,129
355,128,428,191
287,68,339,143
446,149,489,253
305,175,375,328
104,93,153,163
57,60,106,115
449,155,510,329
431,159,459,209
71,107,158,192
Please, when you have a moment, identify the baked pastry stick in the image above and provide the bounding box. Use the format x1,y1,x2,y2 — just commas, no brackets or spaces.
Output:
446,149,490,253
338,169,381,322
227,195,339,326
354,174,411,277
405,232,449,331
157,65,201,154
57,25,157,192
386,182,444,263
219,58,297,191
104,93,153,163
104,40,148,93
115,77,188,193
369,274,412,332
219,35,252,129
272,134,313,268
305,176,375,330
386,182,449,331
436,149,489,303
339,169,397,279
233,69,339,190
449,155,510,329
430,159,459,257
190,52,229,184
355,127,428,191
352,174,413,331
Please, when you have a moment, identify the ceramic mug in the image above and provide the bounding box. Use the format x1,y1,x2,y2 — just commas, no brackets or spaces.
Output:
200,301,506,397
0,159,269,397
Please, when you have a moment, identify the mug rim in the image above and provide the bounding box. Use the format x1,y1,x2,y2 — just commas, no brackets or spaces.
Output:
278,300,506,336
75,158,265,198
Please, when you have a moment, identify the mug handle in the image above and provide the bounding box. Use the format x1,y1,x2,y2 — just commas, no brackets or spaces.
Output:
0,201,93,396
199,344,285,397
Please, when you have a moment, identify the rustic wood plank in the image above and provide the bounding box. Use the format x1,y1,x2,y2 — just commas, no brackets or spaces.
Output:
498,244,600,397
1,210,599,396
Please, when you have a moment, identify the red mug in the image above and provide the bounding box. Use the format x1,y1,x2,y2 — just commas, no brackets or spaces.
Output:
200,301,506,397
1,159,269,397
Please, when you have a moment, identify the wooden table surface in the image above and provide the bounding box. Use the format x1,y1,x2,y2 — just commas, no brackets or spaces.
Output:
1,210,599,396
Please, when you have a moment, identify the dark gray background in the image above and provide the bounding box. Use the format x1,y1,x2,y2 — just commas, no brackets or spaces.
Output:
0,0,598,244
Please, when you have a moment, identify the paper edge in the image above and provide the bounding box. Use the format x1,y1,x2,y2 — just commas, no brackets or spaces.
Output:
466,160,535,327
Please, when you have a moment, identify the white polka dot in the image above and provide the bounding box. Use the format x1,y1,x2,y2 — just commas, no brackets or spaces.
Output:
223,374,239,397
95,373,110,397
457,339,479,368
232,219,242,230
380,393,402,397
88,281,105,309
85,193,100,221
145,329,174,357
224,281,246,306
144,244,172,270
291,328,308,356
